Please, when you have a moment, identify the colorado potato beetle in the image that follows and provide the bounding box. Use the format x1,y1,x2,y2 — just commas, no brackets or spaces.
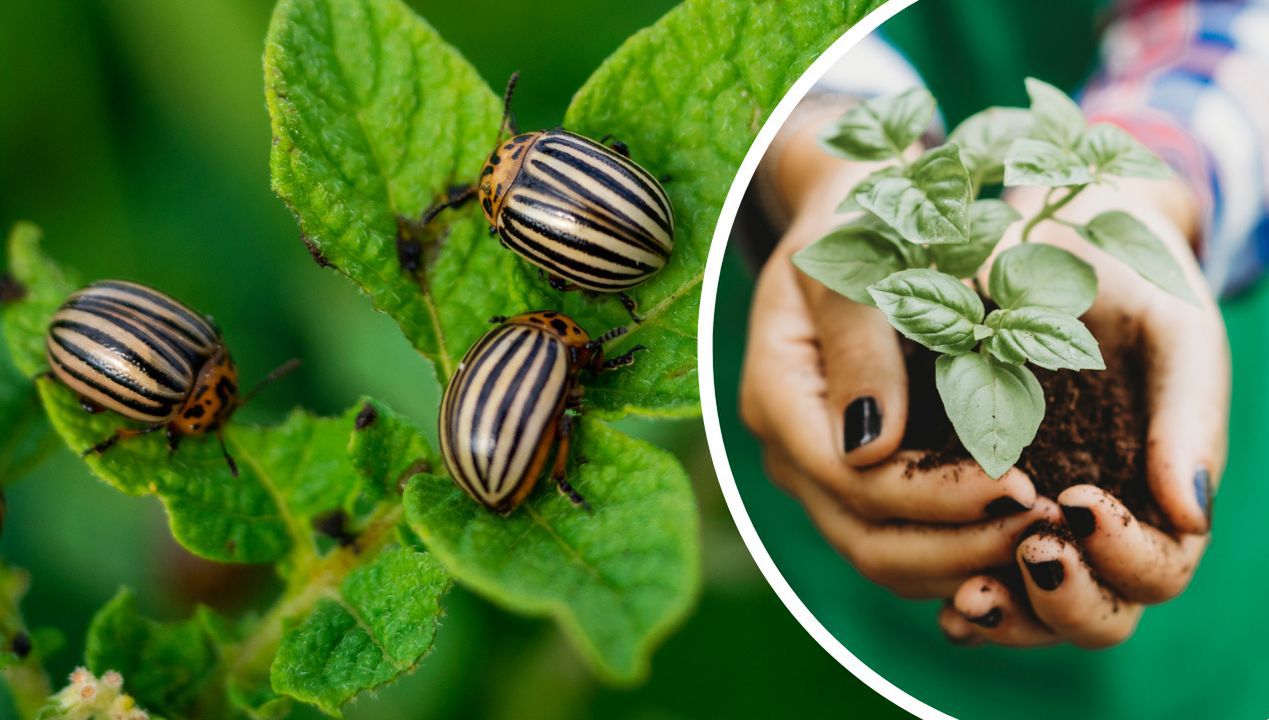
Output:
438,311,644,514
43,280,298,475
412,74,674,321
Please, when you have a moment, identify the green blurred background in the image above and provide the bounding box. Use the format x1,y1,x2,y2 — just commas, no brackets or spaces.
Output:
716,0,1269,718
0,1,911,718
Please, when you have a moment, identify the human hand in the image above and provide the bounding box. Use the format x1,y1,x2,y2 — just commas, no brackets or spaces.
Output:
739,112,1059,600
940,178,1229,648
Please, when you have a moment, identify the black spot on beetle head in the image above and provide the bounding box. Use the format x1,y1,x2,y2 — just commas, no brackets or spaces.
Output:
184,405,207,419
550,318,568,334
355,403,378,430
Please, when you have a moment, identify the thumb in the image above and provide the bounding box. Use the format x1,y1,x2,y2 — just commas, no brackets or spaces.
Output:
1142,296,1230,534
799,278,909,468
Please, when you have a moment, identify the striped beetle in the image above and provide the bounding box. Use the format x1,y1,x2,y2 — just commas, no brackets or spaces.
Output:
409,73,674,321
438,311,643,514
43,280,298,475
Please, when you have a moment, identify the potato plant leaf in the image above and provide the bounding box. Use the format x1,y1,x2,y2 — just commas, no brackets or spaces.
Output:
935,352,1044,480
0,228,383,569
868,269,984,354
270,547,450,715
266,0,883,417
819,87,935,161
988,243,1097,316
85,590,225,720
382,399,700,684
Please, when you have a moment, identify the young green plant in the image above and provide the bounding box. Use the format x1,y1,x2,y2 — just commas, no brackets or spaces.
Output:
794,79,1198,479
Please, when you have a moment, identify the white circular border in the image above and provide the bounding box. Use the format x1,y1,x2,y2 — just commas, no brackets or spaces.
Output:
697,2,954,718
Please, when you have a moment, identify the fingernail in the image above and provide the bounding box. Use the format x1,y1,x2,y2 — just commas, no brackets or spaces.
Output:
1194,467,1213,525
967,607,1002,628
1025,559,1064,591
844,396,881,452
985,496,1028,518
1061,504,1096,538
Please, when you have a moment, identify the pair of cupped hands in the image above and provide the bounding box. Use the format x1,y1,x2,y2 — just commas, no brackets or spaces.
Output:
740,120,1230,648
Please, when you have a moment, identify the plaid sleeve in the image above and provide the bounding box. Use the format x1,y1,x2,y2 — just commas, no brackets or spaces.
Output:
1082,0,1269,297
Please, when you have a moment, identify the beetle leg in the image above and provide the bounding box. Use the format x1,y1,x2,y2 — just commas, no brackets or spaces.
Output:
552,415,591,513
82,424,164,458
618,293,643,324
591,325,629,347
546,274,572,293
166,427,182,455
78,397,103,414
216,430,239,478
602,345,646,371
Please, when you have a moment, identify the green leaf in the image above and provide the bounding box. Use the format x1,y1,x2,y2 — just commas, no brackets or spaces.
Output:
0,338,54,484
988,243,1097,315
928,199,1021,277
271,547,450,715
868,269,984,354
984,308,1105,371
855,144,973,245
947,107,1032,187
267,0,882,418
838,166,904,213
0,222,77,377
1004,137,1093,187
85,590,225,720
1076,211,1200,305
0,562,53,720
1024,77,1085,149
935,352,1044,479
1077,123,1172,181
792,216,919,306
387,401,699,683
819,87,936,161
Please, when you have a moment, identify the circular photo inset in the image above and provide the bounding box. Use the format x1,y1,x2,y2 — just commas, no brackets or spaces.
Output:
702,0,1269,717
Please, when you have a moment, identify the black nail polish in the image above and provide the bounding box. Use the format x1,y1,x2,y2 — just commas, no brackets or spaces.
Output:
967,607,1003,628
1025,559,1064,591
985,496,1028,518
1194,467,1213,525
1061,504,1096,538
844,396,881,452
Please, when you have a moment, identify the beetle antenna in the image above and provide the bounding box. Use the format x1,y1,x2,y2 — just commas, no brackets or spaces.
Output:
239,358,301,408
498,71,521,140
217,430,239,477
419,185,477,227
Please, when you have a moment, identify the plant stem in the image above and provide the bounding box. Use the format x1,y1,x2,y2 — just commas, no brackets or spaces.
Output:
1020,184,1087,243
223,501,404,694
6,659,52,720
972,276,986,298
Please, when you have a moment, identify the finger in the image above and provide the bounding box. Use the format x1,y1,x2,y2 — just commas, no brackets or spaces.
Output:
950,574,1057,647
1018,532,1144,648
1058,485,1208,603
938,604,983,647
740,256,845,490
1140,294,1230,534
766,451,965,598
779,455,1061,596
798,277,909,468
840,454,1037,523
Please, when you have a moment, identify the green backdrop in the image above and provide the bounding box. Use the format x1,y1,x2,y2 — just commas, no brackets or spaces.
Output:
714,0,1269,717
0,0,908,718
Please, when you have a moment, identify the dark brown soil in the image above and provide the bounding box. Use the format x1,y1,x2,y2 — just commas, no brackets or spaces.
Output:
899,339,1163,528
